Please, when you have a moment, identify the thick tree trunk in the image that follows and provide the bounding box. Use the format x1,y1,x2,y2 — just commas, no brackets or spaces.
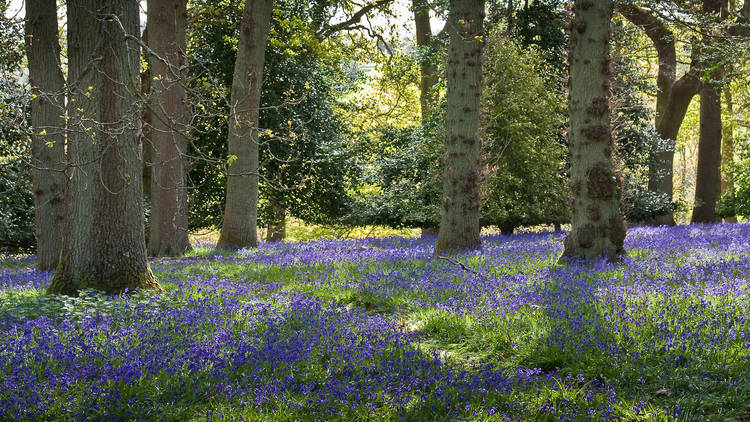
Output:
560,0,626,262
265,201,286,242
24,0,67,271
147,0,190,256
692,72,723,223
435,0,485,253
50,0,159,295
50,0,101,293
691,0,727,223
412,0,438,121
217,0,273,249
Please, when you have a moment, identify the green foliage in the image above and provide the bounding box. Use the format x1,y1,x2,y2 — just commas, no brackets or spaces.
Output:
352,31,570,231
0,9,34,252
718,136,750,218
509,0,567,71
481,32,569,231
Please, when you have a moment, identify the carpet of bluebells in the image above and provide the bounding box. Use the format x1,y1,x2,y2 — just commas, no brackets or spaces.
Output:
2,224,750,421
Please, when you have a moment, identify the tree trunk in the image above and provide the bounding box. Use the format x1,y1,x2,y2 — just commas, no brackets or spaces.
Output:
649,68,701,224
50,0,159,295
265,201,286,242
721,87,735,222
412,0,438,121
420,226,439,237
435,0,485,253
691,0,727,223
560,0,626,262
617,2,701,226
147,0,190,256
24,0,67,271
692,72,723,223
50,0,101,293
216,0,273,249
175,0,192,241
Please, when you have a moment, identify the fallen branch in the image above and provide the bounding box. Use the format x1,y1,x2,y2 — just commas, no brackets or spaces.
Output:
437,255,479,276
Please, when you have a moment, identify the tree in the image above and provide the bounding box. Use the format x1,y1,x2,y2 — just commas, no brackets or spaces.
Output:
216,0,274,249
616,2,701,225
435,0,485,253
561,0,626,262
146,0,190,256
49,0,159,295
24,0,66,270
692,0,728,223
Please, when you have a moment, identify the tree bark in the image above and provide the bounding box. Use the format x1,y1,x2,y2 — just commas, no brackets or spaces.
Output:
24,0,67,271
50,0,101,293
147,0,190,256
435,0,485,253
216,0,273,249
560,0,626,262
413,0,438,121
691,0,727,223
50,0,159,295
265,201,286,242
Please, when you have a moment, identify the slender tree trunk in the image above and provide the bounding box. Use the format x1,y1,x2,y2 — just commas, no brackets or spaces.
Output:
24,0,67,271
560,0,626,262
265,200,286,242
435,0,485,253
175,0,192,241
691,0,727,223
721,87,735,194
50,0,159,295
216,0,273,249
412,0,437,121
147,0,190,256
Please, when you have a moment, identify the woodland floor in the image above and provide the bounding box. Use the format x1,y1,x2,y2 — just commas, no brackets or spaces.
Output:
2,224,750,421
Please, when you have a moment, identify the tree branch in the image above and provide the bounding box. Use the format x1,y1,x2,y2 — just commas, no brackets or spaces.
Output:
317,0,394,39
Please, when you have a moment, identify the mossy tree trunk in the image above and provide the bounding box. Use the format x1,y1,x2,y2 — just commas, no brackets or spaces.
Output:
435,0,485,253
49,0,159,295
24,0,67,271
216,0,273,249
147,0,190,256
561,0,626,263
